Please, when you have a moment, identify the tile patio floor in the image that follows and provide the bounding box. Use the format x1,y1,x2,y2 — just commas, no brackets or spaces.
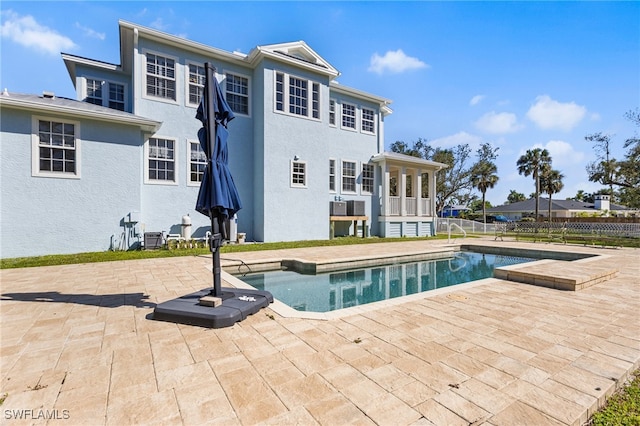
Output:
1,238,639,425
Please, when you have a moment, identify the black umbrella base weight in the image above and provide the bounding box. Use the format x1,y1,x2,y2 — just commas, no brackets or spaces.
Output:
152,287,273,328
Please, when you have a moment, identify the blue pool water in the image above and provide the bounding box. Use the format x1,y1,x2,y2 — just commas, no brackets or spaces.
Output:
236,251,535,313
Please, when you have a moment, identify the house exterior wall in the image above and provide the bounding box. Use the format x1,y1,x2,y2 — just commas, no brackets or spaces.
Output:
0,107,144,258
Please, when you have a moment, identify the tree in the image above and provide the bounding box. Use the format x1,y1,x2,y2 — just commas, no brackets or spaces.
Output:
540,167,564,228
470,143,499,223
569,190,594,203
507,190,526,204
585,132,616,198
585,109,640,208
517,148,552,220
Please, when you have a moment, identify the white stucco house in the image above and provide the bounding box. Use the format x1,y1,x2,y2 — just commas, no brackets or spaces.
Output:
1,20,446,259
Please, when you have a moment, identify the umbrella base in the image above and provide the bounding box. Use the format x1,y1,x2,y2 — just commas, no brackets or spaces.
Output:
152,287,273,328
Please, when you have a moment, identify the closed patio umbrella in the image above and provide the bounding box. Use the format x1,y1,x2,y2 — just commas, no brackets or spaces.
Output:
196,62,242,298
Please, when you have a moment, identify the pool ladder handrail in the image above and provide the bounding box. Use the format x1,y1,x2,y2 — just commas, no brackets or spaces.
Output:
447,222,467,243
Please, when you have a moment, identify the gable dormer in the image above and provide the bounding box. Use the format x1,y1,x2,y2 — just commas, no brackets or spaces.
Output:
247,41,340,79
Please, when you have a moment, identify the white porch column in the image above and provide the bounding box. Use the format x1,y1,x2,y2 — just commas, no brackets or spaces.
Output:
430,170,437,216
381,162,390,216
400,167,407,217
416,169,423,216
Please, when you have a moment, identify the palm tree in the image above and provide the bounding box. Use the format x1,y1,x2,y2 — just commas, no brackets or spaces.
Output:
517,148,551,221
470,161,499,223
540,167,564,232
507,189,526,204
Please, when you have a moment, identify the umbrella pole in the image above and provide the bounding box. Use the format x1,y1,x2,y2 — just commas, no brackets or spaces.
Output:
205,62,223,298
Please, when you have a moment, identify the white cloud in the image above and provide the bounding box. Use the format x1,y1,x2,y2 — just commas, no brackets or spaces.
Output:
526,95,587,131
528,139,586,169
475,111,523,134
469,95,485,106
1,10,77,55
75,22,105,40
368,49,428,75
430,131,483,150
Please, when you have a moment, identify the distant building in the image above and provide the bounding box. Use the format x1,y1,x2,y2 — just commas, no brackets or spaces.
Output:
1,20,447,258
486,195,637,220
439,205,471,218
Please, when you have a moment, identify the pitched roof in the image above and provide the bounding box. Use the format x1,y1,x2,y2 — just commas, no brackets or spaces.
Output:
487,197,632,213
0,91,161,132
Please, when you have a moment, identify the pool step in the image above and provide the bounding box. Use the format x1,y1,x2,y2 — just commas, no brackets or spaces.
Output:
494,259,619,291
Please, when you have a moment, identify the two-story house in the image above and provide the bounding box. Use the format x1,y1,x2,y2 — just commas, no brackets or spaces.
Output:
1,20,446,259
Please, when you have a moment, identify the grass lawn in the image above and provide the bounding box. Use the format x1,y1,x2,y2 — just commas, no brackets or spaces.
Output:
589,370,640,425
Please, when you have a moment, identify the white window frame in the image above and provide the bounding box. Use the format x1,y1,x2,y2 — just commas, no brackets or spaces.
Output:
85,78,103,105
185,61,205,108
143,50,178,104
361,163,375,194
224,71,251,116
187,139,206,186
83,77,127,111
290,160,307,188
31,116,81,179
341,102,357,131
329,99,336,127
329,158,336,192
144,136,178,185
361,107,376,134
341,160,357,193
273,71,321,121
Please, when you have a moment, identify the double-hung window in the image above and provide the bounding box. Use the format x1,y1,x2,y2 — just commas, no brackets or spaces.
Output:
362,164,374,194
291,161,307,187
341,103,356,130
329,159,336,191
342,160,356,192
108,83,125,111
362,108,375,133
188,141,207,185
329,100,336,126
148,137,175,183
33,118,79,178
86,79,102,105
225,73,249,115
274,72,320,120
187,63,205,106
146,52,176,101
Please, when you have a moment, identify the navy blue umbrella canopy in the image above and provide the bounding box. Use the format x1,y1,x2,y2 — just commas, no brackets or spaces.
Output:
195,67,242,223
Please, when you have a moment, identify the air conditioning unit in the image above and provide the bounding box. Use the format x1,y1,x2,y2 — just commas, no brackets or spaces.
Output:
330,201,347,216
144,232,163,250
347,200,365,216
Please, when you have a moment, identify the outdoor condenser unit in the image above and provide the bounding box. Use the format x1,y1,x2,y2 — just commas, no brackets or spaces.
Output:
346,200,365,216
330,201,347,216
144,232,163,250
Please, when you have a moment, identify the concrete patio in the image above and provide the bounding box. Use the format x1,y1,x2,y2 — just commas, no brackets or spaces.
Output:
1,238,639,425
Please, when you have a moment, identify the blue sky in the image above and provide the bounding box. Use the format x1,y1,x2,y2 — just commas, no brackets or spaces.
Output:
2,1,638,205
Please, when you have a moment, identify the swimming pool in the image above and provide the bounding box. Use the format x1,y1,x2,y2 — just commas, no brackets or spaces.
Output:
236,251,536,313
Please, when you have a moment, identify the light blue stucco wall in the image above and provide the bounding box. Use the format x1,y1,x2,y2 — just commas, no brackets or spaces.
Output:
131,37,256,240
0,107,144,258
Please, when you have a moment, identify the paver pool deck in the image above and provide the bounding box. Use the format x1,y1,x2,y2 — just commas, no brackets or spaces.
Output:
1,238,638,425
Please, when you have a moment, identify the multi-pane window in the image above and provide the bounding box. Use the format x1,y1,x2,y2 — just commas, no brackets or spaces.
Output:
311,83,320,119
342,161,356,192
275,72,320,119
291,161,306,187
329,159,336,191
146,53,176,100
362,164,374,193
108,83,125,111
275,72,284,111
86,79,102,105
189,141,207,183
342,103,356,129
226,73,249,115
37,119,77,175
188,63,205,106
329,100,336,126
362,108,375,133
148,138,175,182
289,76,307,116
